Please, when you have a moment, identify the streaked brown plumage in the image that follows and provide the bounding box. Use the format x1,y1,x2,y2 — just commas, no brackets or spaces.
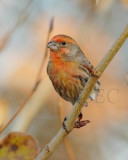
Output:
47,35,100,106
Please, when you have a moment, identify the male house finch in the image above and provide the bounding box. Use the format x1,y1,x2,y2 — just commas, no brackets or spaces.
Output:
47,35,100,129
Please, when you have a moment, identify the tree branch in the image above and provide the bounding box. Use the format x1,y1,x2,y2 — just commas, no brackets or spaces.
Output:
58,100,76,160
36,25,128,160
0,17,54,134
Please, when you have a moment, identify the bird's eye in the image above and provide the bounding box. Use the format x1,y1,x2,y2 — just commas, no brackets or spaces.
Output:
61,41,66,45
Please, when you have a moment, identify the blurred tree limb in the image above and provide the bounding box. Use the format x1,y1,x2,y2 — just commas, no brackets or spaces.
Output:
36,25,128,160
0,0,35,52
0,17,54,134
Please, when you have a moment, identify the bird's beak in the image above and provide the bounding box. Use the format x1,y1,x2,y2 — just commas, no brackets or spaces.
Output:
47,41,59,51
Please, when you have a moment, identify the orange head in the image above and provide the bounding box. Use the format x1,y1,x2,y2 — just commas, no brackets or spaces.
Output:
47,35,83,61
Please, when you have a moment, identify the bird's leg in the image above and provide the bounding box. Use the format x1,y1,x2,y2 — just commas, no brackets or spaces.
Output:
74,120,90,128
62,114,90,132
78,112,83,121
74,112,90,129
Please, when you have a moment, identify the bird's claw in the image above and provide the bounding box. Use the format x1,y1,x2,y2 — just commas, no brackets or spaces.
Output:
62,115,90,132
74,120,90,129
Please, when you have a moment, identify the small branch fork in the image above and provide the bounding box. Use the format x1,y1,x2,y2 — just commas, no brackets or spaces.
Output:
0,17,54,134
36,25,128,160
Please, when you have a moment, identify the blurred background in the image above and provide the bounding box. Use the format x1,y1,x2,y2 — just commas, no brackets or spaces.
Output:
0,0,128,159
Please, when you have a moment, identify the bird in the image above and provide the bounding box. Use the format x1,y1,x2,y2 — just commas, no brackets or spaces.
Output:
47,34,100,130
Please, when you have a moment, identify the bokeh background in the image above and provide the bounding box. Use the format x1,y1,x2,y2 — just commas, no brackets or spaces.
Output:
0,0,128,160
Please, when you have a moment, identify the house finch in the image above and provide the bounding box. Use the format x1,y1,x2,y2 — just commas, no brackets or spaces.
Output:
47,34,100,105
47,35,100,130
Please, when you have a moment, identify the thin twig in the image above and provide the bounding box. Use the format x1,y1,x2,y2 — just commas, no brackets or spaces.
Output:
0,17,54,134
35,17,54,85
36,25,128,160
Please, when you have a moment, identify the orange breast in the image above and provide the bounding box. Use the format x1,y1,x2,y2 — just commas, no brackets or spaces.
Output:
47,53,84,104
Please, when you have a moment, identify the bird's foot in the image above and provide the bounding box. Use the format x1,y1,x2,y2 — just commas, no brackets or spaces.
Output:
74,112,90,128
62,114,90,132
74,120,90,129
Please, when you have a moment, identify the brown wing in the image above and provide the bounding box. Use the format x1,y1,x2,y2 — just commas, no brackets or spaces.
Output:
78,50,95,76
